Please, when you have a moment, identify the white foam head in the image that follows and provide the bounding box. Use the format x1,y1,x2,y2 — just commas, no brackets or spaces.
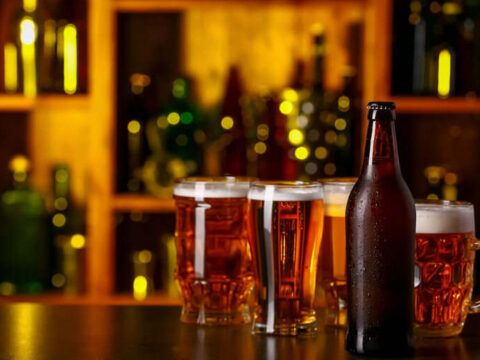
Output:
173,177,253,199
248,181,324,201
415,200,475,234
322,179,356,207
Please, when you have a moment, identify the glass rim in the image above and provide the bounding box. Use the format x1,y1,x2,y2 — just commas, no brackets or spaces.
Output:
250,180,321,189
174,176,256,198
174,176,256,185
248,181,323,201
319,177,357,186
415,199,473,209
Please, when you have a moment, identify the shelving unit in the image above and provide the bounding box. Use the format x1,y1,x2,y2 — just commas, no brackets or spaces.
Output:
2,0,478,305
112,195,175,213
391,97,480,114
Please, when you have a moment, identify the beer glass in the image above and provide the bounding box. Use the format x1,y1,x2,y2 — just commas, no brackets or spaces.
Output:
174,177,255,325
248,181,324,336
415,200,480,337
317,178,356,327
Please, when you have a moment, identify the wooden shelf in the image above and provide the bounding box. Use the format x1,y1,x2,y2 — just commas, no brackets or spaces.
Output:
0,94,90,112
0,293,182,306
114,0,365,12
391,96,480,114
0,95,35,112
112,194,175,213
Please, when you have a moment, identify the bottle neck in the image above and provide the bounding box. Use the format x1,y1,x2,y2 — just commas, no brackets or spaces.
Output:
362,110,401,177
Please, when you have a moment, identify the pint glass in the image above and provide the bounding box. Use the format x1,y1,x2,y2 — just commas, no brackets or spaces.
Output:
248,181,324,336
174,177,254,325
415,200,480,337
317,178,355,327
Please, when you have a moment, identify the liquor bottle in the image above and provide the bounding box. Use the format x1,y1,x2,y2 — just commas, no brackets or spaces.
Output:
125,73,151,192
49,165,86,294
256,97,290,180
333,67,356,176
0,155,47,294
220,66,247,176
346,102,415,356
301,25,338,179
163,77,203,176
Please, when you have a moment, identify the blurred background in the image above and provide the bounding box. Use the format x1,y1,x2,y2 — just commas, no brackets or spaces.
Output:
0,0,479,304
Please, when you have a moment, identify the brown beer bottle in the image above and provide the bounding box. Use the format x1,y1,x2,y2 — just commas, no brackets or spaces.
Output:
345,102,415,356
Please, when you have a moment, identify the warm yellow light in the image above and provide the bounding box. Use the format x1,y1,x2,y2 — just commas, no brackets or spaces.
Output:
127,120,141,134
23,0,36,12
70,234,86,249
438,49,451,98
20,18,36,45
133,276,148,301
254,141,267,155
4,43,17,93
138,250,152,264
51,273,66,288
288,129,304,145
20,17,37,97
314,146,328,160
279,100,293,115
295,146,309,160
282,88,298,102
427,193,439,200
257,124,269,140
9,155,29,173
156,116,168,129
334,118,347,131
54,197,68,211
167,112,180,125
52,213,66,227
64,24,77,95
337,96,350,112
221,116,234,130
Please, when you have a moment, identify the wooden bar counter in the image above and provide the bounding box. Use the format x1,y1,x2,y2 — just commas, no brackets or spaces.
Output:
0,304,478,359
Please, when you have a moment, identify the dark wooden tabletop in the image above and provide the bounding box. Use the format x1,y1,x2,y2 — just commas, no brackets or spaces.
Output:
0,304,479,359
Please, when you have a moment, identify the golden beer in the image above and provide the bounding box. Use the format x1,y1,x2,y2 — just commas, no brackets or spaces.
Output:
415,200,478,337
317,178,355,327
248,181,324,336
174,177,255,325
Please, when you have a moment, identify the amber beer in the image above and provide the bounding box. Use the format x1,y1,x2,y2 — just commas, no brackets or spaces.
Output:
346,102,415,356
415,200,477,337
174,177,254,325
248,182,324,335
317,179,355,327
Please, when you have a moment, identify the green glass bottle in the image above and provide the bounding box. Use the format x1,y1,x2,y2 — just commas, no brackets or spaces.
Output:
0,155,47,294
163,77,204,176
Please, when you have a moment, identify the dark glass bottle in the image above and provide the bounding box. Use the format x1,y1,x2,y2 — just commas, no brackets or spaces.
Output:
0,156,47,294
302,26,337,178
220,66,247,176
163,77,203,176
345,102,415,357
256,97,286,180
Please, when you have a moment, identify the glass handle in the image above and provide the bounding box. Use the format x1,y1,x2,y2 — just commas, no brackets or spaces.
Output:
469,238,480,313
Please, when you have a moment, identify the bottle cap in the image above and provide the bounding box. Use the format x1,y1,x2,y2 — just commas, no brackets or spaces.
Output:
367,102,396,110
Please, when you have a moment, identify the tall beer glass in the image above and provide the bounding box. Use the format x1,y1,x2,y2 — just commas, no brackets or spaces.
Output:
317,178,355,327
248,181,324,336
174,177,254,325
415,200,480,337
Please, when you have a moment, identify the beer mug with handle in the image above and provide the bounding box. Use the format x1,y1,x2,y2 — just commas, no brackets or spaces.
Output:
415,200,480,337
